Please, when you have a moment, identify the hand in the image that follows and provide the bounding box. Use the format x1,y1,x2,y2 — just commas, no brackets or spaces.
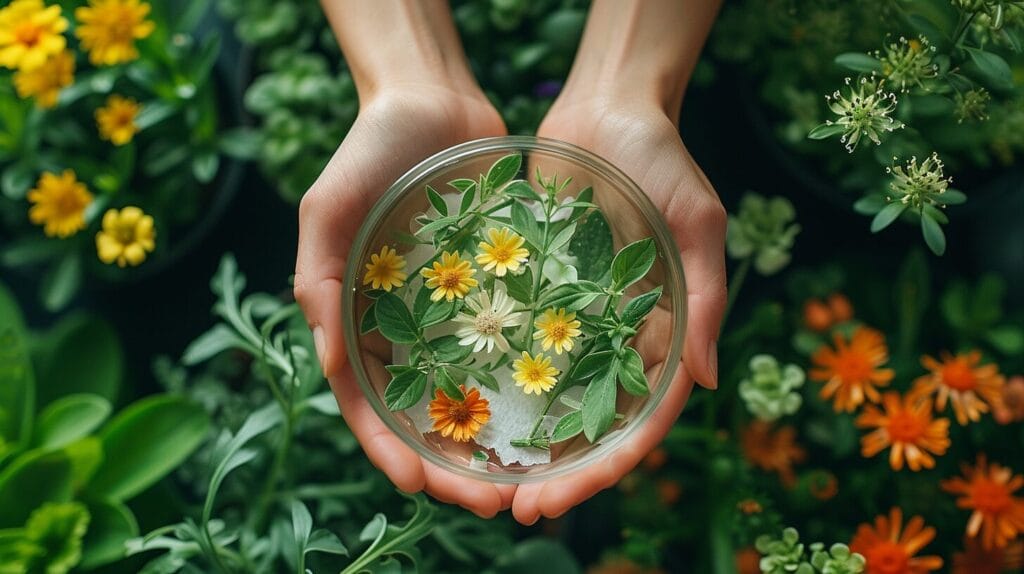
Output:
510,94,727,524
294,85,516,518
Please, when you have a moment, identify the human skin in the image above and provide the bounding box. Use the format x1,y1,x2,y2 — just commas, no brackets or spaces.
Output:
295,0,725,523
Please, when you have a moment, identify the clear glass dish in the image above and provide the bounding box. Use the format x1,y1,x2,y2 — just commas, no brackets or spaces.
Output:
342,136,686,483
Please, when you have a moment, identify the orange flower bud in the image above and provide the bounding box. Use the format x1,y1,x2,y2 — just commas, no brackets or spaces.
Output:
803,299,833,332
828,293,854,322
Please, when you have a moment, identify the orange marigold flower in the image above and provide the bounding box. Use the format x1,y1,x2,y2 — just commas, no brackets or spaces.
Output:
828,292,854,322
912,351,1005,425
849,507,943,574
740,421,806,487
803,298,833,332
952,536,1024,574
737,499,763,514
855,392,950,472
808,470,839,501
993,375,1024,425
810,326,895,412
427,385,490,443
942,455,1024,550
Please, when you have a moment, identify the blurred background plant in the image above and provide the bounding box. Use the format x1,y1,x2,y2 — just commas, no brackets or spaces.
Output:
0,0,255,312
711,0,1024,255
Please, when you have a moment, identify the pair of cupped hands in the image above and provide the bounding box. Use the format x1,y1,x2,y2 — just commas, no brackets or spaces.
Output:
293,81,727,525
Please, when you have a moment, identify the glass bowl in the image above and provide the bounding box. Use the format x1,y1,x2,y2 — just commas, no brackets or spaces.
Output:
342,136,686,483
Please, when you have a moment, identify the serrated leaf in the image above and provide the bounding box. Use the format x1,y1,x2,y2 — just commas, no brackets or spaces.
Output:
384,370,427,411
550,411,583,443
618,347,649,396
611,238,656,290
374,293,420,344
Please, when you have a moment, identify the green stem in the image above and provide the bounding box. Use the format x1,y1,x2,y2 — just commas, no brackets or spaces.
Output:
720,256,751,330
252,411,294,531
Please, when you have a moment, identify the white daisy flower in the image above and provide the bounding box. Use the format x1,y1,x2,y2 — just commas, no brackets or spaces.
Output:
453,289,527,353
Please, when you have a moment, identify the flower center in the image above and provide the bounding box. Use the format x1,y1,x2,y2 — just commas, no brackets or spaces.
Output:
866,542,909,574
474,311,501,336
524,366,544,383
56,190,84,216
438,270,462,290
114,223,135,244
446,403,471,424
941,361,977,391
491,245,512,262
108,11,136,40
14,22,41,46
972,478,1012,514
835,350,873,382
886,411,925,443
113,109,134,127
548,323,567,340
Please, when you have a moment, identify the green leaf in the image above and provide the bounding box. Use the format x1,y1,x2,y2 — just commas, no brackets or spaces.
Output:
192,152,219,184
921,214,946,255
448,178,476,193
415,215,460,238
429,335,472,364
0,449,72,528
834,52,882,72
0,281,35,450
510,201,543,249
181,324,247,365
853,195,886,215
611,238,656,291
940,189,967,205
23,501,90,574
503,267,534,304
568,186,594,221
549,411,583,443
33,313,123,407
374,293,420,344
342,493,436,574
987,325,1024,354
33,394,111,450
581,360,618,442
419,300,457,329
306,529,348,557
79,500,138,569
458,182,477,215
384,370,428,411
361,303,378,334
433,367,465,401
569,211,614,282
808,123,847,140
40,251,81,312
1,161,34,200
964,47,1013,88
490,538,581,574
217,127,262,159
289,500,314,573
620,286,663,327
618,347,649,396
84,395,209,501
545,221,576,255
572,350,616,381
537,281,603,312
486,153,522,191
870,202,907,232
426,185,448,216
503,180,542,202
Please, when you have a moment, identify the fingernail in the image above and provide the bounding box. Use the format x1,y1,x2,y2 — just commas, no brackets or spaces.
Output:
707,339,719,390
313,326,326,367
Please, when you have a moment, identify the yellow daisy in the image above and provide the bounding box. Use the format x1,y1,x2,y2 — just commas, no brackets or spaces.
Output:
95,206,155,267
27,170,93,238
533,308,582,355
95,95,140,145
0,0,68,70
74,0,154,66
13,49,74,108
363,245,407,291
512,351,559,395
420,250,478,302
475,227,529,277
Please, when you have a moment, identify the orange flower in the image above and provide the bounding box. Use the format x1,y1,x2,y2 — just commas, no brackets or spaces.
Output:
849,507,943,574
803,298,833,331
856,392,950,471
952,536,1024,574
828,293,854,322
427,385,490,443
737,499,763,514
808,470,839,501
942,455,1024,549
913,351,1005,425
736,547,761,574
993,375,1024,425
810,326,895,412
740,421,806,486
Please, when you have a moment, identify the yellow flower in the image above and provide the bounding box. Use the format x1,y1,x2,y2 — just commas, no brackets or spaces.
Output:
533,307,582,355
74,0,154,66
362,245,406,291
13,50,74,108
475,227,529,277
95,206,155,267
27,170,93,238
95,95,141,145
0,0,67,71
512,351,559,395
420,250,477,302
